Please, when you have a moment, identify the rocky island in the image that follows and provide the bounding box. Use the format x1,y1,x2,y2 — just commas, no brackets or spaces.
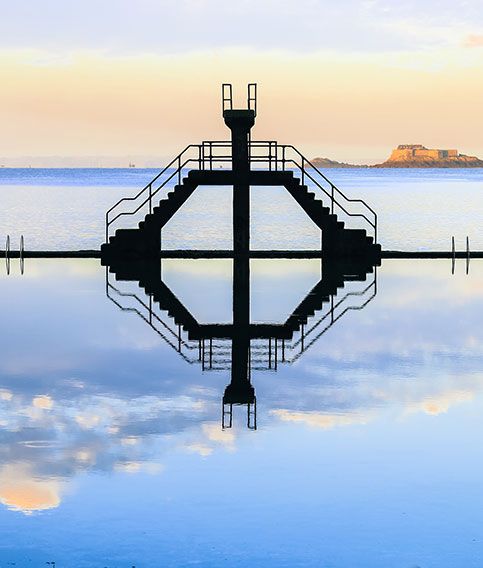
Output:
373,144,483,168
309,157,365,168
309,145,483,168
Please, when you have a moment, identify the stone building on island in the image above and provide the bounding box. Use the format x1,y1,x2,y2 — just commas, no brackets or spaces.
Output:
390,144,458,161
374,144,483,168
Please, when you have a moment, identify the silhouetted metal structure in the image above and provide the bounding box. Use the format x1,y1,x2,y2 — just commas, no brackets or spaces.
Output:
101,84,380,261
105,254,377,429
102,84,382,428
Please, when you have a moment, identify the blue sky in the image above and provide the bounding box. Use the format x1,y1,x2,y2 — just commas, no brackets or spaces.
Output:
1,0,482,54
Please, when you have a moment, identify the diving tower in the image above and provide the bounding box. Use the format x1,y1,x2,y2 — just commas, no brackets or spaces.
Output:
101,84,380,261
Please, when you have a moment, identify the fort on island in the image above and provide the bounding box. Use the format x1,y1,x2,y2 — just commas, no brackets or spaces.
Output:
310,144,483,168
391,144,459,160
375,144,483,168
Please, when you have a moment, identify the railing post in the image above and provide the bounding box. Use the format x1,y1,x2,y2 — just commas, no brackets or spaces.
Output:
198,145,202,170
451,236,455,275
466,235,470,275
301,157,305,186
282,146,286,171
149,183,152,215
178,156,181,185
331,184,334,215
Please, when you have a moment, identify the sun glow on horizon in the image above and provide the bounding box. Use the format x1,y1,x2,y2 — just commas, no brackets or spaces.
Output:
0,1,482,165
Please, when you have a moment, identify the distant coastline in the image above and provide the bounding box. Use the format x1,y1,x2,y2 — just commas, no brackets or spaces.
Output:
311,144,483,168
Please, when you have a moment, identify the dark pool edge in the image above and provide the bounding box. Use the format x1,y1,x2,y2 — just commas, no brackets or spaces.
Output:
0,250,482,259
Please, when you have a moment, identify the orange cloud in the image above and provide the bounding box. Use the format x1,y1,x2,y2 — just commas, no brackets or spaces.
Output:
32,395,53,410
271,409,371,429
464,34,483,47
0,464,61,514
406,390,474,416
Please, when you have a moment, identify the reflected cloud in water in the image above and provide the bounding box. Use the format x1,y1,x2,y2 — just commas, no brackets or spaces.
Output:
0,258,482,520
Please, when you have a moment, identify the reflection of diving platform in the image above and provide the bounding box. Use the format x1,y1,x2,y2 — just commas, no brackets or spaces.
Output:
105,255,377,429
101,84,380,261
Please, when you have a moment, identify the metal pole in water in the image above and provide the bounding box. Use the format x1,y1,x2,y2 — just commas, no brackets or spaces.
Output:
466,236,470,275
451,236,455,275
5,235,10,276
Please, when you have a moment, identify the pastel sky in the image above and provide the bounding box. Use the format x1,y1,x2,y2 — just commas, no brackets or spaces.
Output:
1,0,482,164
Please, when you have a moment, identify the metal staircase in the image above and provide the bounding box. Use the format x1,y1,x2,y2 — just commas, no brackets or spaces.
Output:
101,84,380,261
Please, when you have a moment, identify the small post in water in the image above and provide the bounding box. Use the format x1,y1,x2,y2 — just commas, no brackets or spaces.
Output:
451,236,455,275
466,236,470,275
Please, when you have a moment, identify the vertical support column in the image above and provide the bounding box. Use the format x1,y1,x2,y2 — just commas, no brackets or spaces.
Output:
223,110,255,256
231,255,250,378
222,256,255,424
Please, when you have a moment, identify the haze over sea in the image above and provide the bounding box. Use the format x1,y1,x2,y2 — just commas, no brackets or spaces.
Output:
1,167,482,251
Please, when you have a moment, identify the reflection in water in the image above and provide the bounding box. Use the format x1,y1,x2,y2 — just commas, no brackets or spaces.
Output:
3,259,483,567
106,256,377,429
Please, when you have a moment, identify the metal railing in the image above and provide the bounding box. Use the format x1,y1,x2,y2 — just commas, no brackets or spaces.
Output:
248,142,377,242
282,273,377,363
105,140,378,244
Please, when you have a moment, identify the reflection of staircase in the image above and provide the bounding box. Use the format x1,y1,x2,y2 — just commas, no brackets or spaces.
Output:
107,256,375,355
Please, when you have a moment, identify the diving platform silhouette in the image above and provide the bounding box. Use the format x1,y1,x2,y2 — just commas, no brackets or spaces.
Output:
101,84,380,261
106,255,378,429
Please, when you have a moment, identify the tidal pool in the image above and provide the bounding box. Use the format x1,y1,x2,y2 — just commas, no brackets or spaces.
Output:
0,257,482,567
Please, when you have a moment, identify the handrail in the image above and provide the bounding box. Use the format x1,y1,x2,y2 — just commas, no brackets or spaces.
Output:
285,159,376,236
105,144,201,242
105,139,378,244
282,145,377,242
286,277,377,362
107,157,196,235
5,235,10,275
19,235,24,275
106,281,199,362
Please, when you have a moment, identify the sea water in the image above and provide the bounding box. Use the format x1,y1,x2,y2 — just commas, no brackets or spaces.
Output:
0,169,483,567
0,167,482,251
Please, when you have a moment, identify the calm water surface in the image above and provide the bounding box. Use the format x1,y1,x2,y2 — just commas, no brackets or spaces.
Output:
0,168,482,250
0,256,482,567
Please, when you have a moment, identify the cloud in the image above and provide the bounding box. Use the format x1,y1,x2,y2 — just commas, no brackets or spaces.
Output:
202,422,235,447
183,443,213,457
270,409,371,429
32,395,53,410
406,390,474,416
0,463,62,514
464,34,483,47
0,389,13,401
0,0,437,54
75,413,101,429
